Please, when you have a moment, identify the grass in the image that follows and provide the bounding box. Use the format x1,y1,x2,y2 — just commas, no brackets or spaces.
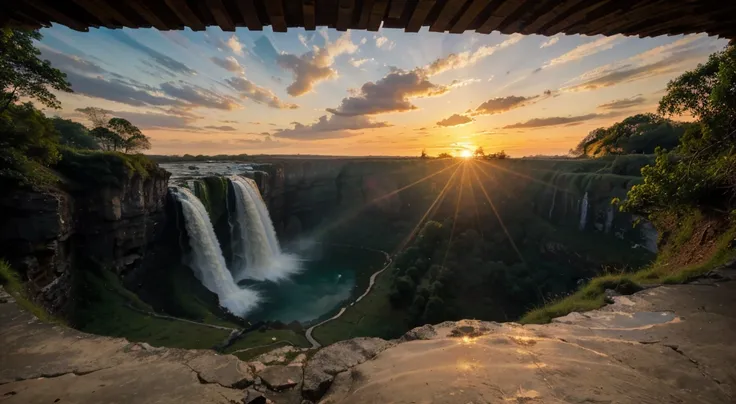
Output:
0,259,59,323
226,329,310,361
311,266,408,345
520,221,736,324
73,267,233,349
55,147,163,188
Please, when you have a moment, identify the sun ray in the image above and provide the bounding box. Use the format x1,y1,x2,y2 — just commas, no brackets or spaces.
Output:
475,158,573,197
393,163,462,255
306,160,462,240
469,163,526,265
442,163,466,267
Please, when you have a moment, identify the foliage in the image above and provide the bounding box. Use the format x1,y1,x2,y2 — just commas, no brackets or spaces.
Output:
486,150,508,159
420,148,428,159
79,108,151,153
0,259,58,323
51,117,99,150
473,146,485,158
621,45,736,216
572,114,685,157
56,147,159,187
0,102,60,188
437,152,453,159
0,28,72,113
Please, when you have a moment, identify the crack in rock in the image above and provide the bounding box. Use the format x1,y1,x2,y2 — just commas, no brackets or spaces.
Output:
0,367,112,386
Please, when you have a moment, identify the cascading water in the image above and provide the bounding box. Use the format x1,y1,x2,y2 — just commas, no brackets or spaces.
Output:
604,205,615,233
172,186,260,317
548,189,557,220
579,191,589,230
229,176,301,282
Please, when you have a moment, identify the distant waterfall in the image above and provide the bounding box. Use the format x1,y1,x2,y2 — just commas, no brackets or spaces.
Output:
579,192,589,230
229,176,301,282
604,205,615,233
173,187,259,317
548,189,557,220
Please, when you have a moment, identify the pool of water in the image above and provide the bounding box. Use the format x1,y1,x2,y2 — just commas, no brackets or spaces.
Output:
161,162,255,180
244,246,386,324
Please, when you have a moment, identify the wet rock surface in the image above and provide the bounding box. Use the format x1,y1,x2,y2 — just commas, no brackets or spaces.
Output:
2,269,736,403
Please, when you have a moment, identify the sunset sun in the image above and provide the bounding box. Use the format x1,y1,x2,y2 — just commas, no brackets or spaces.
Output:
460,150,473,159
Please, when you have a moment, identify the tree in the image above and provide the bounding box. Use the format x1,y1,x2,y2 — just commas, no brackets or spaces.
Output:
78,109,151,153
473,146,485,158
437,152,453,159
51,117,99,150
622,45,736,215
420,148,428,159
0,29,72,113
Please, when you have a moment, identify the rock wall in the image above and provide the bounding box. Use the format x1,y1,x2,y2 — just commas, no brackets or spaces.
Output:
0,169,170,314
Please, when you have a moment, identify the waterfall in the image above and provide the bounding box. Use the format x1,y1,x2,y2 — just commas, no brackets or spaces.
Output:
604,205,615,233
548,189,557,220
172,186,260,317
579,192,589,230
229,176,301,282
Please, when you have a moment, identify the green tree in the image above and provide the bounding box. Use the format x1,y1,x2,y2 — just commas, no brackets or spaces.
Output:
622,45,736,215
51,117,99,150
78,108,151,153
0,29,72,113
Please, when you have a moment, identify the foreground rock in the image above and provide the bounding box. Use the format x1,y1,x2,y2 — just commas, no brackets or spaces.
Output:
2,269,736,403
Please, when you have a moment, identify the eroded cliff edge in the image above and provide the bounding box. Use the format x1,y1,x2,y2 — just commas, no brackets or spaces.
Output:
0,167,170,314
2,266,734,404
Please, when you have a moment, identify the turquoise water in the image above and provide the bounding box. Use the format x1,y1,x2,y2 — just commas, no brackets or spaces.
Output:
244,246,385,324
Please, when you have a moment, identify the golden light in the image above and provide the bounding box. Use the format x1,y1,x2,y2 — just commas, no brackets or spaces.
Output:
459,149,472,159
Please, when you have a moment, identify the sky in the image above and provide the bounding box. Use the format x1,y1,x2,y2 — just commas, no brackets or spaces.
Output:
36,24,729,157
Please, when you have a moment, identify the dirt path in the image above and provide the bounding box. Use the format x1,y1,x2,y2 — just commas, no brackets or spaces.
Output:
304,244,392,348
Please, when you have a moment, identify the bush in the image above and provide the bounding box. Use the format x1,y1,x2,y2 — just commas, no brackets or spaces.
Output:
56,147,159,187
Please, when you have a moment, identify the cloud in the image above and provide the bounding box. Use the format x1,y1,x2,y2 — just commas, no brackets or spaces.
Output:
159,82,239,110
543,35,622,68
252,36,280,65
236,135,287,148
376,36,395,50
472,95,537,115
566,38,720,92
227,35,244,56
502,113,607,129
350,58,372,67
277,32,358,96
107,30,196,75
226,76,298,109
597,96,646,110
204,125,237,131
211,56,244,74
437,114,473,127
204,33,229,51
64,70,186,108
273,114,390,140
75,108,198,130
422,34,522,76
327,69,450,116
39,47,106,75
540,36,560,49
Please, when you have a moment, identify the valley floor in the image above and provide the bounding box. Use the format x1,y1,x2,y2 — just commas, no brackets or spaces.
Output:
1,266,735,403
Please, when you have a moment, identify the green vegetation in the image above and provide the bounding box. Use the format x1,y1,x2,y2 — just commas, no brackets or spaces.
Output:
572,114,686,157
0,260,58,323
71,264,234,349
226,329,309,361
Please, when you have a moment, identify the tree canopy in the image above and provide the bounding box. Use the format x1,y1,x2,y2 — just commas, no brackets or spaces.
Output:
621,45,736,215
0,29,72,113
572,114,686,157
79,108,151,153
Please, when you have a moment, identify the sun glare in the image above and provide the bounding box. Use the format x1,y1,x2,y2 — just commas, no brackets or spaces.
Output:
460,150,473,159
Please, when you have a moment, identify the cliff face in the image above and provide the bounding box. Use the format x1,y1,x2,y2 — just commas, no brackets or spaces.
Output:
0,169,170,314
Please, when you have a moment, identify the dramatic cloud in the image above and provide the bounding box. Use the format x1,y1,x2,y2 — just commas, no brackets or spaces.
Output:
107,30,196,75
540,36,560,49
227,35,244,56
437,114,473,127
273,114,390,140
503,113,605,129
211,56,244,74
327,70,450,116
39,47,106,75
64,70,186,108
277,33,358,96
472,95,536,116
422,34,522,76
75,108,198,130
204,125,237,131
160,82,239,110
566,38,720,92
597,96,646,111
226,76,298,109
543,35,622,68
